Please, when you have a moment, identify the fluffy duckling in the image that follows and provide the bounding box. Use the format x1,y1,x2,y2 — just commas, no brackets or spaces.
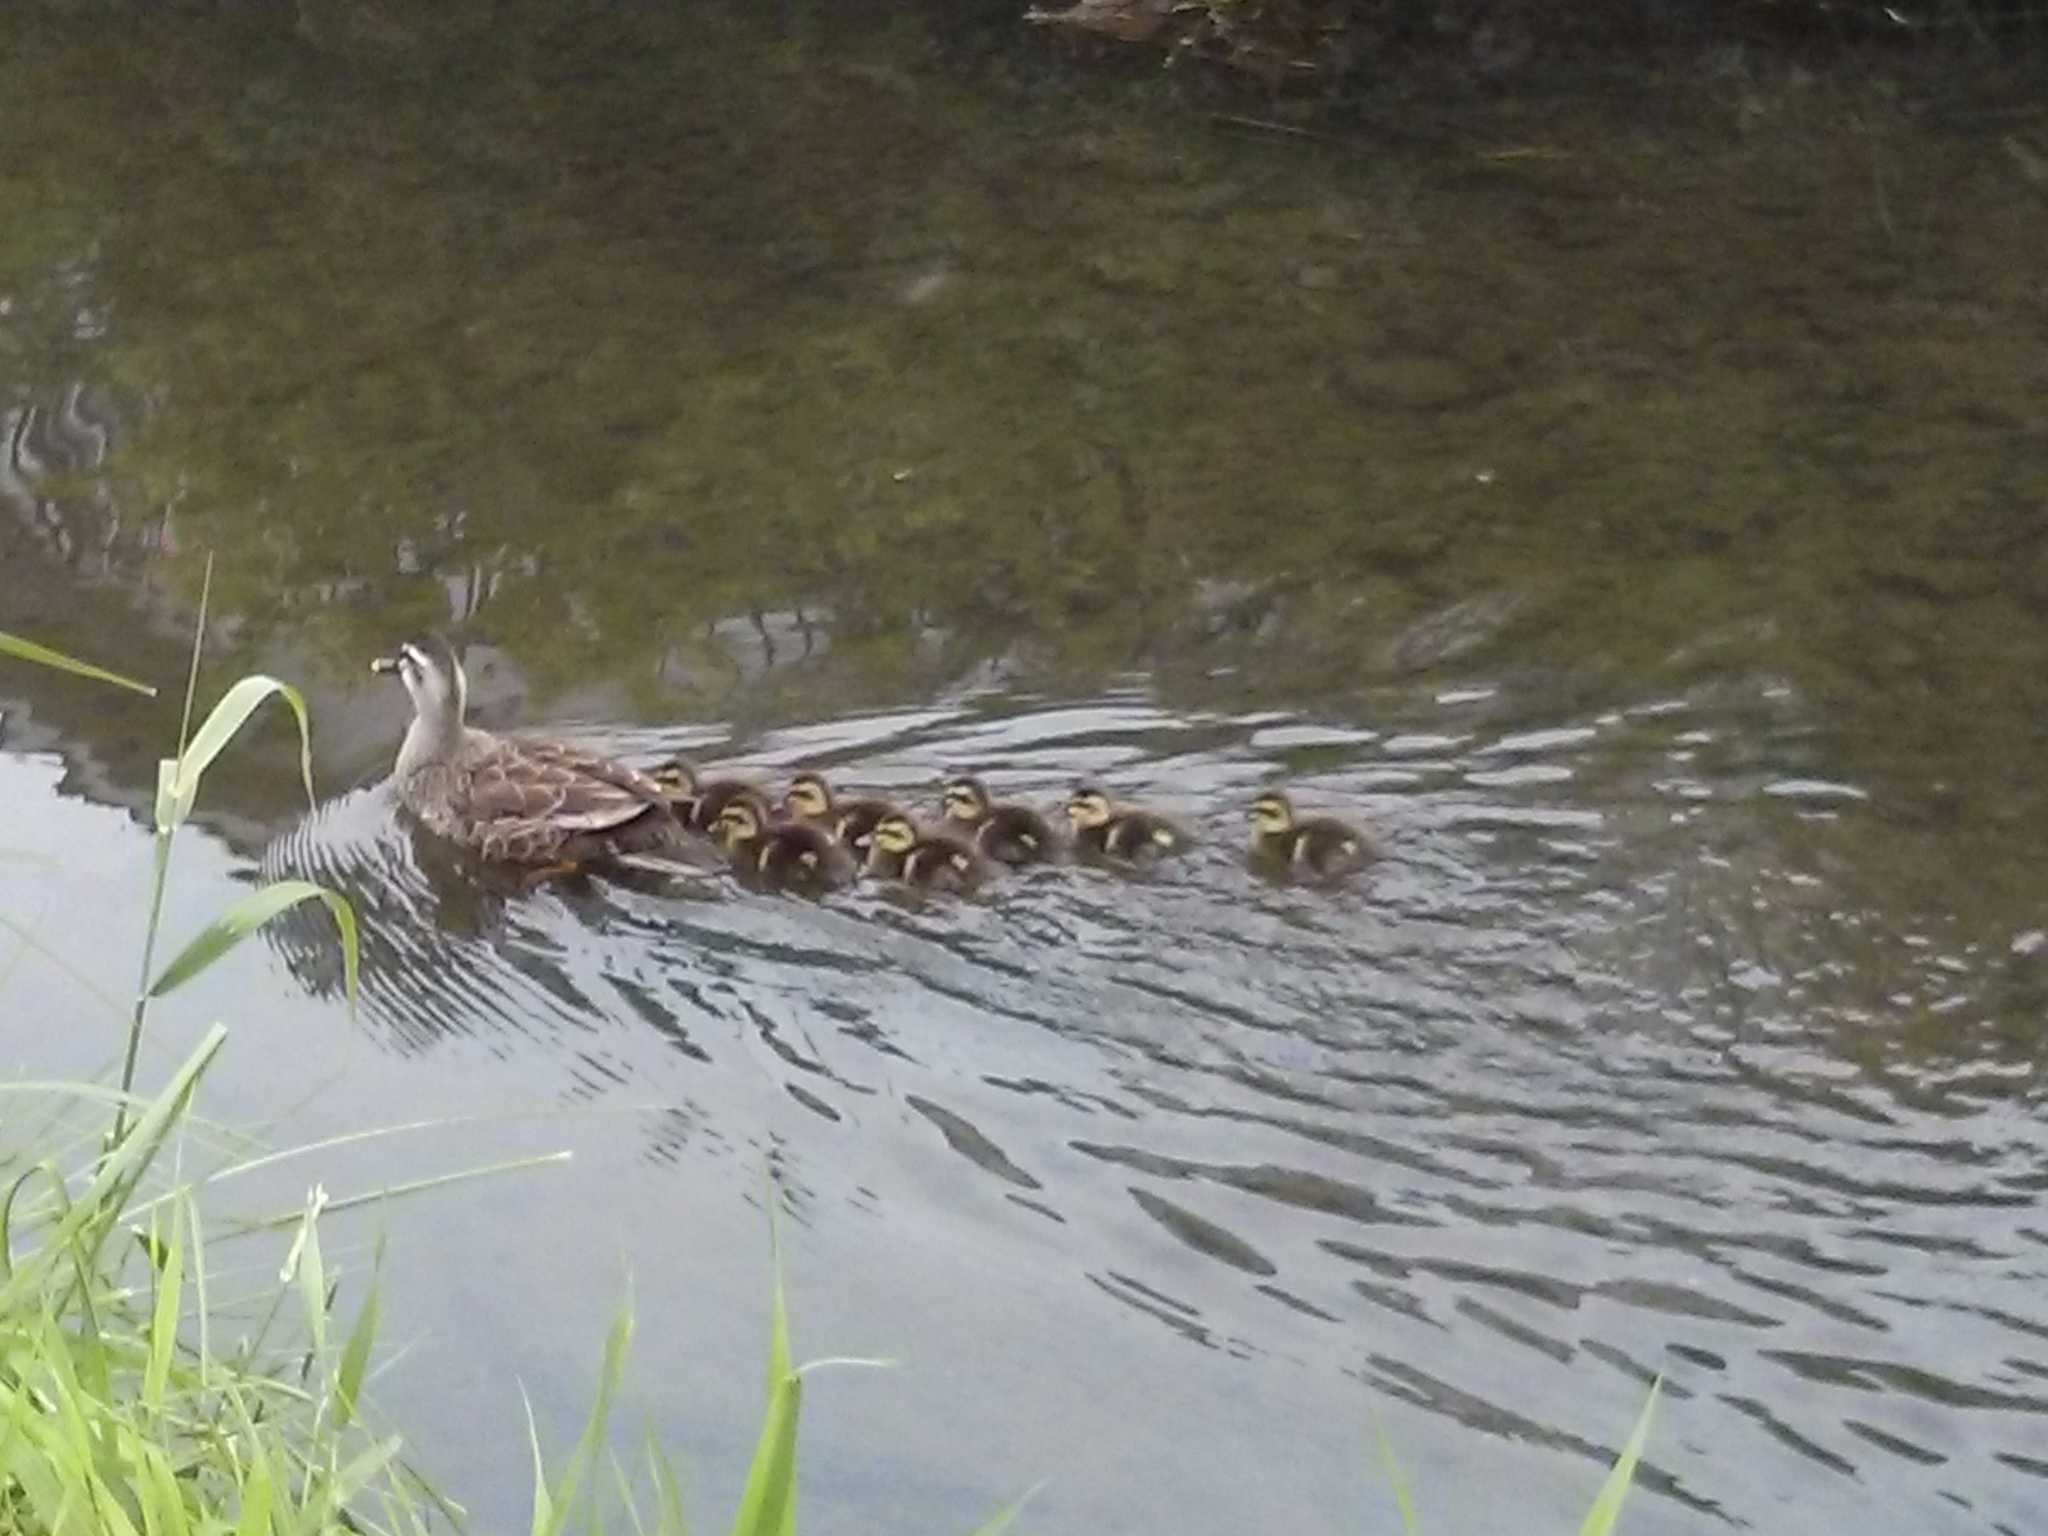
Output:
650,756,759,834
940,776,1062,866
1063,784,1188,866
711,790,856,893
1248,789,1372,881
865,811,993,893
782,770,903,852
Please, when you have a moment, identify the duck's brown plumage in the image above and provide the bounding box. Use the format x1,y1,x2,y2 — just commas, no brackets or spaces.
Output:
374,635,685,868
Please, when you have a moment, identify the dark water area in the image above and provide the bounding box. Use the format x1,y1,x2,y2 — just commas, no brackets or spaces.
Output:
4,3,2048,1532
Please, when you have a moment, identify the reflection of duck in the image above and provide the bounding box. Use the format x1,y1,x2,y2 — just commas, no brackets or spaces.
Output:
940,776,1061,866
649,757,759,834
712,790,856,893
1248,790,1370,881
1064,784,1187,866
370,635,685,870
866,811,992,893
783,770,902,852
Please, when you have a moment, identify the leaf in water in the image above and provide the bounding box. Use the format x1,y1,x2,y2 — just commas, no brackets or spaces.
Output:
1577,1378,1661,1536
147,879,359,1011
0,629,157,696
166,673,317,829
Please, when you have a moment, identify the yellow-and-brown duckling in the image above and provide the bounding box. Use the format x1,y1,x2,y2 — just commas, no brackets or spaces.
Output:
782,770,903,852
1247,789,1372,881
710,789,856,893
939,775,1062,866
1063,783,1188,866
865,810,994,893
650,756,760,834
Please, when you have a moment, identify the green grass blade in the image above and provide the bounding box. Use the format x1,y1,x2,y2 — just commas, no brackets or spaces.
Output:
1373,1420,1420,1536
143,1203,185,1415
544,1297,634,1536
647,1437,690,1536
169,674,318,820
333,1434,405,1507
0,1026,224,1318
727,1262,799,1536
288,1185,330,1371
183,1189,212,1394
964,1483,1041,1536
233,1447,274,1536
335,1240,384,1429
522,1387,555,1536
147,879,359,1010
1577,1378,1661,1536
0,629,157,696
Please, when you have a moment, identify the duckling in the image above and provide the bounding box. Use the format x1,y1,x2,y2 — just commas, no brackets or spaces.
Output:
711,790,856,893
1063,784,1188,866
649,756,760,834
370,634,686,871
1248,789,1372,881
940,776,1062,866
865,811,993,894
782,770,903,852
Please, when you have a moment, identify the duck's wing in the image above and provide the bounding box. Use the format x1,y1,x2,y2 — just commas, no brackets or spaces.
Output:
464,738,670,834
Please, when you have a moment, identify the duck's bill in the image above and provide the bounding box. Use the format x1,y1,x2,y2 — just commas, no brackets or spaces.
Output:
369,655,400,675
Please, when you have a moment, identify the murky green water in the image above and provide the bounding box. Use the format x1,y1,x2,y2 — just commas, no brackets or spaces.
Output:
4,4,2048,1531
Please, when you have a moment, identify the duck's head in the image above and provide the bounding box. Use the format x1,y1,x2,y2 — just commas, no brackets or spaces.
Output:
940,776,992,825
784,771,833,820
649,757,701,804
1249,790,1296,836
1064,785,1113,831
712,792,770,849
870,811,919,856
370,634,465,725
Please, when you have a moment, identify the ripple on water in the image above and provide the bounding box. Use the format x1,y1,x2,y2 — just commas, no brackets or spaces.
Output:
246,678,2048,1532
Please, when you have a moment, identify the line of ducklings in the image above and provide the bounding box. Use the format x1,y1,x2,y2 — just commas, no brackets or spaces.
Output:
648,760,1372,896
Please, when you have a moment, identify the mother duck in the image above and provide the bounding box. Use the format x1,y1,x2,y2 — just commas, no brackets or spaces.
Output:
371,634,685,871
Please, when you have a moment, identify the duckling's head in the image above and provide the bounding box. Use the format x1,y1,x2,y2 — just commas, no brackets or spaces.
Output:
940,776,992,825
784,771,833,820
1065,785,1113,830
1249,790,1297,836
649,757,701,804
871,811,919,856
712,793,768,849
370,634,466,727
